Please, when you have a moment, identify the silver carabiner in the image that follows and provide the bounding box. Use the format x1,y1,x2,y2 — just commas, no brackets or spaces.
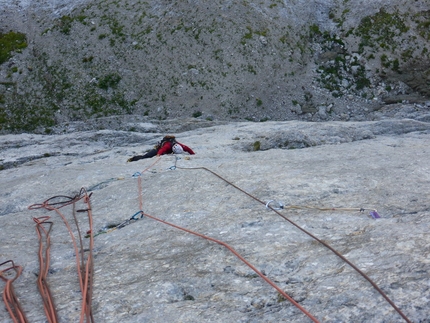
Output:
266,200,284,210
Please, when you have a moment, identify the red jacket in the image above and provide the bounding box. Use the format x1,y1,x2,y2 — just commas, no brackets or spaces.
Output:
157,142,195,156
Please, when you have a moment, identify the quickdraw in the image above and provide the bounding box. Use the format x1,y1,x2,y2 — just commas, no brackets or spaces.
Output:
168,155,181,170
88,211,144,238
265,200,381,219
116,211,144,229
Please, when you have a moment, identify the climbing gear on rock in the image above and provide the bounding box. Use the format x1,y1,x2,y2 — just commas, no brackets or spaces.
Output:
89,211,144,237
369,210,381,219
266,200,381,220
266,200,284,210
168,155,181,170
176,165,410,323
116,211,144,229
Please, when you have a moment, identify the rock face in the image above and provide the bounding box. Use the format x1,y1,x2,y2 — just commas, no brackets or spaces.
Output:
1,119,430,322
1,1,430,321
1,0,430,133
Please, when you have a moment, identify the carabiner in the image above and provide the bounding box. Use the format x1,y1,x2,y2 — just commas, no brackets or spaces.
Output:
132,172,142,178
130,211,143,221
266,200,284,210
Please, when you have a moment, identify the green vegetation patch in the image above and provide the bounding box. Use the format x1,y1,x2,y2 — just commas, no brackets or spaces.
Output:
192,111,202,118
98,73,122,90
56,14,88,34
0,31,27,64
310,24,371,95
241,26,253,45
356,9,409,52
59,15,73,34
415,10,430,40
0,102,56,133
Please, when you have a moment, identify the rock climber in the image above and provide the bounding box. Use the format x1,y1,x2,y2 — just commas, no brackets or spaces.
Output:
127,135,195,162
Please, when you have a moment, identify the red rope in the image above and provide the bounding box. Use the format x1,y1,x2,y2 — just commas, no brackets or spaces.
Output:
28,188,95,323
33,216,58,323
0,260,28,323
178,165,411,323
2,156,411,322
140,156,161,174
134,158,319,322
141,211,320,323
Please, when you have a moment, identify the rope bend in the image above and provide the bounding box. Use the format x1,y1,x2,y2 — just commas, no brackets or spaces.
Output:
139,210,320,323
28,187,95,323
0,260,28,323
176,165,411,323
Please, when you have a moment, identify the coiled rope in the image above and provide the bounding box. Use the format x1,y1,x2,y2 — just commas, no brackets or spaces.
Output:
33,216,58,323
1,155,411,322
28,187,95,323
0,260,28,323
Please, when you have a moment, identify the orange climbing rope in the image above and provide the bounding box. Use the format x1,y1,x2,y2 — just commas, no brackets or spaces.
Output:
140,210,321,323
132,158,320,322
0,260,28,323
176,165,411,323
28,187,95,323
33,216,58,323
1,154,412,322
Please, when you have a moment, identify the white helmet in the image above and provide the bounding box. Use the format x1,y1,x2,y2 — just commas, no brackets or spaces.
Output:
172,143,184,154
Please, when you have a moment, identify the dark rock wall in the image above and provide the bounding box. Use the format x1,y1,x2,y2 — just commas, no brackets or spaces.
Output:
1,0,430,133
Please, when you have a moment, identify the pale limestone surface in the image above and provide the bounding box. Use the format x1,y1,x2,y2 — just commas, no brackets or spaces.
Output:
1,119,429,322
